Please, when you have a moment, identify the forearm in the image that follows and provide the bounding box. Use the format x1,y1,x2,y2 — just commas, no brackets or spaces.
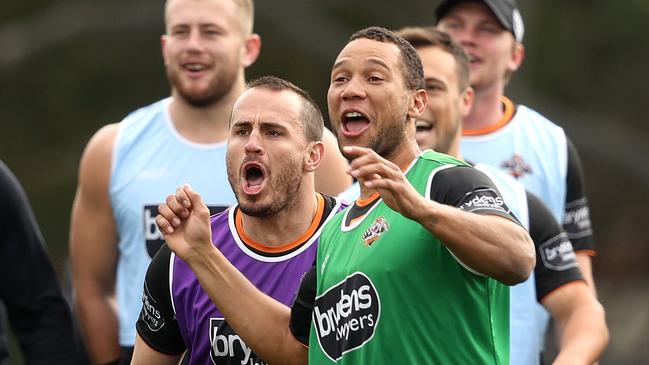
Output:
75,293,121,364
552,295,608,365
576,253,597,295
415,201,535,284
188,246,307,365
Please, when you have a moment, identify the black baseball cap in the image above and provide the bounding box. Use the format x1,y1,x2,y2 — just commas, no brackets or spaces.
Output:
435,0,525,42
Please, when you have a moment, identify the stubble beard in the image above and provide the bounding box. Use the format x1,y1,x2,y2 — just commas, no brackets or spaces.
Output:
166,63,239,108
226,154,304,218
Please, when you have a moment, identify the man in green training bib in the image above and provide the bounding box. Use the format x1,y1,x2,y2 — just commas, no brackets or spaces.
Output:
156,27,535,364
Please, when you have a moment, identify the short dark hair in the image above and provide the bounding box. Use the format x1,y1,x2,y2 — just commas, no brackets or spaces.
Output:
348,27,424,91
396,26,470,91
246,75,324,142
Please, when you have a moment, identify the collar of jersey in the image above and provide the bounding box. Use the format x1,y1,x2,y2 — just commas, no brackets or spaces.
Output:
234,193,325,254
462,96,516,136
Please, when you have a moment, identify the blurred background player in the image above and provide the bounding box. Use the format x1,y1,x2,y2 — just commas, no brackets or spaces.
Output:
0,160,78,365
69,0,351,364
396,25,608,365
435,2,600,361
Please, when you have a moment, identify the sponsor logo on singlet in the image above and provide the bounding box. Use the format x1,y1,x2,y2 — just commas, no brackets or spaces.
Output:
143,204,229,258
361,216,389,246
314,272,380,361
140,282,164,331
501,154,533,179
540,233,578,271
460,189,509,214
209,318,267,365
563,198,593,238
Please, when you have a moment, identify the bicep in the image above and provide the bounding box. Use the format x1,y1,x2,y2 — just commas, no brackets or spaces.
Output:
527,192,583,302
70,124,119,293
429,165,516,222
136,245,186,355
132,334,182,365
563,138,595,252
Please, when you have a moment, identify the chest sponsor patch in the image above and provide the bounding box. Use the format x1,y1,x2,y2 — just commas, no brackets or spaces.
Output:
313,272,380,361
539,233,578,271
209,318,267,365
143,204,229,258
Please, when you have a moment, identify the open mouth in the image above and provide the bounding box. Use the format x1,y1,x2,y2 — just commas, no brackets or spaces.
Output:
182,62,208,76
341,110,371,137
467,54,482,66
242,162,266,195
416,119,434,133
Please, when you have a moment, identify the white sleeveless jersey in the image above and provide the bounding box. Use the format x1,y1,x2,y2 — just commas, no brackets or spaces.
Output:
475,163,540,365
463,101,568,354
461,103,567,222
110,98,236,346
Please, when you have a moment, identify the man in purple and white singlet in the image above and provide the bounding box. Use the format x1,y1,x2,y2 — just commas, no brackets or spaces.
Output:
131,76,344,365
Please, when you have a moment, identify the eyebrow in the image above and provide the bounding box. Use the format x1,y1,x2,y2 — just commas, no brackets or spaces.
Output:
331,57,391,72
230,120,290,131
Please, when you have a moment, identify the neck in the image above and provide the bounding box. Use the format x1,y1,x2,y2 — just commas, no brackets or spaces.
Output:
463,81,505,132
359,138,420,200
447,137,463,161
168,80,246,144
240,180,319,247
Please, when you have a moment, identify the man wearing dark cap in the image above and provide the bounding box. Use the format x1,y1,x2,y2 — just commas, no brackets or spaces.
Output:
435,0,600,363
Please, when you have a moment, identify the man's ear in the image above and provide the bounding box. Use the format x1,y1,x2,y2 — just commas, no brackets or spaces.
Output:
304,141,325,173
242,34,262,68
407,89,428,119
459,86,475,118
508,41,525,73
161,34,169,66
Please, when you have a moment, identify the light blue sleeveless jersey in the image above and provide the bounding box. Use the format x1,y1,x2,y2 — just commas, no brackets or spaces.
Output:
462,103,568,354
110,98,236,346
476,163,541,365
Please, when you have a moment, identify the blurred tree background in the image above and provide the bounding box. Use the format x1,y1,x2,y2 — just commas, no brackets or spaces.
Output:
1,0,647,363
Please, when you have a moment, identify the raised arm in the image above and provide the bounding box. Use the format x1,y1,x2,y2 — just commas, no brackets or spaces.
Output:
345,146,534,285
314,128,352,196
156,185,307,365
69,124,122,364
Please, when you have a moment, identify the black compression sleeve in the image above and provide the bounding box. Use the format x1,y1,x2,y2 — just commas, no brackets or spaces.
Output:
135,245,186,355
0,161,77,364
527,192,583,301
429,165,518,223
563,138,595,252
290,266,317,346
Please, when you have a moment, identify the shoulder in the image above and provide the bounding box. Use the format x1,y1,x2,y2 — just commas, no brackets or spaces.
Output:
0,161,28,221
77,123,120,189
515,105,566,135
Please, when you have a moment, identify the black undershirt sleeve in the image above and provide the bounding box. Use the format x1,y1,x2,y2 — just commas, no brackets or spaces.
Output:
527,191,584,301
429,165,519,223
289,265,317,347
0,161,77,365
563,138,596,253
135,244,186,355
